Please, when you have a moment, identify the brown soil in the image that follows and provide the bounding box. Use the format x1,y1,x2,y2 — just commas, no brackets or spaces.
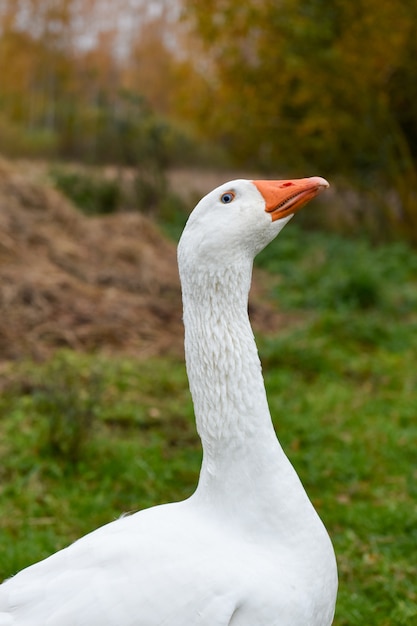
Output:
0,158,286,362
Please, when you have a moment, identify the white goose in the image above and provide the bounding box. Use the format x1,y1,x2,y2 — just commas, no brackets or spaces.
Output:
0,177,337,626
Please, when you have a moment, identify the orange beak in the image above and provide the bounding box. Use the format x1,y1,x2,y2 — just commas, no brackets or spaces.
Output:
253,176,329,221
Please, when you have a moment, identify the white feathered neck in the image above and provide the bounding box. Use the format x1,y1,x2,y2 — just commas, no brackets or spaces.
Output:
180,258,268,443
178,243,317,544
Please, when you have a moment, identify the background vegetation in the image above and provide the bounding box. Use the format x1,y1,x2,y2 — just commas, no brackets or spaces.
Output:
0,0,417,242
0,1,416,624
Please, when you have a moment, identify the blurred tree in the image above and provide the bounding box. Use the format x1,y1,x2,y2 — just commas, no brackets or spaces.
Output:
0,0,83,154
0,0,192,164
184,0,414,175
124,7,176,116
183,0,417,241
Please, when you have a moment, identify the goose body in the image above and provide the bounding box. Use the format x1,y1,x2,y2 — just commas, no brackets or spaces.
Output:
0,177,337,625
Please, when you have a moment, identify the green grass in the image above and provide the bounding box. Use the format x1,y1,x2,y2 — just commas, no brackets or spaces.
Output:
1,228,417,624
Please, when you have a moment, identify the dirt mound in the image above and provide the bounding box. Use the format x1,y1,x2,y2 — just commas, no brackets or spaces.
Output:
0,159,284,362
0,158,184,360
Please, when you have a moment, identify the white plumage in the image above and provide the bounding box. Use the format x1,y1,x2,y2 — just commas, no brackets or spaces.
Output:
0,177,337,625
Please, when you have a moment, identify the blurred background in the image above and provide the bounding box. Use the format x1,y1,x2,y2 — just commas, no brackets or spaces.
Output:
0,1,416,624
0,0,417,240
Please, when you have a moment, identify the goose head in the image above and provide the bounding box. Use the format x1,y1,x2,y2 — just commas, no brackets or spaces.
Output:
178,177,329,274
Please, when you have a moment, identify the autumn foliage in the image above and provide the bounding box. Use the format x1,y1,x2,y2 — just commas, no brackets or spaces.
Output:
0,0,416,241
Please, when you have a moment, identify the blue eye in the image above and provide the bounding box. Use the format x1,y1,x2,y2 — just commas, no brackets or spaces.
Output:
221,191,235,204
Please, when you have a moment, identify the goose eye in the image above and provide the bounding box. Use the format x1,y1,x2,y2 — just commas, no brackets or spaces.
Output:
220,191,235,204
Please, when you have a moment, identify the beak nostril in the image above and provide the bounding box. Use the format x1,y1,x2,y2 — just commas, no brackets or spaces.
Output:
281,182,294,188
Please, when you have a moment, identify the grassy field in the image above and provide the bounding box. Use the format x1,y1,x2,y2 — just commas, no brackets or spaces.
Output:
1,226,416,624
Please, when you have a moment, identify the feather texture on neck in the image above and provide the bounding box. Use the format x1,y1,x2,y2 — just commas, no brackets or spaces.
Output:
180,260,271,444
